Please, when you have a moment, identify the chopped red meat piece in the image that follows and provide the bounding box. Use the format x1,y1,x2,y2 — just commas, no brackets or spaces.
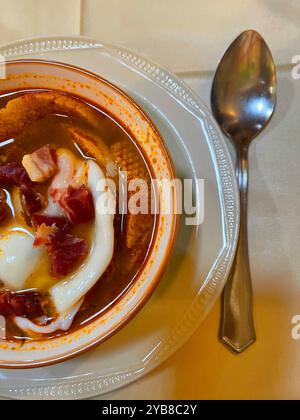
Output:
47,234,88,277
0,188,8,222
59,184,95,224
22,145,57,182
32,215,87,277
0,291,44,318
0,162,33,187
0,163,44,215
32,214,72,247
32,214,71,230
33,223,58,247
20,185,44,214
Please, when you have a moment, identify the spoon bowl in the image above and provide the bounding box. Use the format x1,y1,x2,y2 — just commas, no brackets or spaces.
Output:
212,30,277,145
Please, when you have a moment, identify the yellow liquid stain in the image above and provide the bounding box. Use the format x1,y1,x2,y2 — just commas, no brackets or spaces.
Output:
25,250,57,292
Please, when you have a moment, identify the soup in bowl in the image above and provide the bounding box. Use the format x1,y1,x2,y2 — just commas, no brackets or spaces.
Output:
0,60,178,368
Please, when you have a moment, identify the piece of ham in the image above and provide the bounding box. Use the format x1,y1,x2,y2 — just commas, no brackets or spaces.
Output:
59,184,95,224
32,214,71,231
0,163,44,215
0,290,44,318
33,223,58,247
49,151,95,224
0,188,8,222
22,145,57,183
20,184,44,215
32,214,72,247
0,162,33,187
14,299,83,334
32,212,87,277
47,234,88,278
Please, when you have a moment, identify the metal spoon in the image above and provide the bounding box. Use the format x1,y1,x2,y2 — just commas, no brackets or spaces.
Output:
211,30,277,353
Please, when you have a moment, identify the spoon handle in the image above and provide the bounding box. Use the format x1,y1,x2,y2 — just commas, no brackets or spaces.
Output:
220,144,256,353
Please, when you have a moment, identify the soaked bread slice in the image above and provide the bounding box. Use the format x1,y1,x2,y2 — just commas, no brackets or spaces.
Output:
111,141,153,251
0,92,105,141
65,125,117,179
110,141,149,180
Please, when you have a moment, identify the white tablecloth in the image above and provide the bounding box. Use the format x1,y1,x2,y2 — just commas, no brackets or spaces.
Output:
0,0,299,72
0,0,300,400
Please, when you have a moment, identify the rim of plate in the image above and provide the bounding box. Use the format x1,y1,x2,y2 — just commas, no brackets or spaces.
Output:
0,37,240,400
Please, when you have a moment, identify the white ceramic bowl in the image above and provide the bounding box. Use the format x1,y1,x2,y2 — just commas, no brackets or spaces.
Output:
0,60,178,368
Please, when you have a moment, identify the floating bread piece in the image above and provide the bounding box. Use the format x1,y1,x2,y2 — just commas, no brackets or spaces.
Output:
66,125,117,178
111,141,153,250
0,92,105,141
110,141,149,180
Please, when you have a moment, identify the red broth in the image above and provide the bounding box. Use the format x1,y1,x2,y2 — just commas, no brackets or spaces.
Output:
0,89,156,341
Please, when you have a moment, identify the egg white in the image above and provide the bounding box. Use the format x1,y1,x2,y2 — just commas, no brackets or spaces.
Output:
6,152,115,335
50,159,115,314
0,229,42,290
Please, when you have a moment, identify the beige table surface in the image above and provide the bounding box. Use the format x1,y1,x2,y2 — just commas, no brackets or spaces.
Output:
0,0,300,400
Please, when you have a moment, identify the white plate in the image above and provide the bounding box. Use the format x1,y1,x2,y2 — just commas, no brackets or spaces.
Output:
0,37,239,400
